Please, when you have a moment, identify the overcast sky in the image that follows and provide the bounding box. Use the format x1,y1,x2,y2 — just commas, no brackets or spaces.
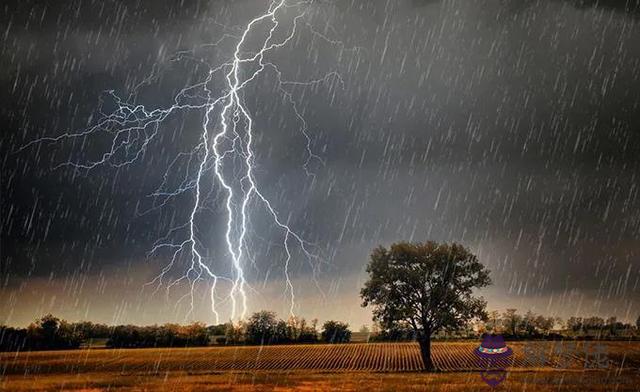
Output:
2,0,640,327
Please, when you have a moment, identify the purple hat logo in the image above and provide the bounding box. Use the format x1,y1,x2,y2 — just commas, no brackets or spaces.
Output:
474,334,512,387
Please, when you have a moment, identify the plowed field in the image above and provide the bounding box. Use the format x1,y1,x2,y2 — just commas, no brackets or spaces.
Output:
2,341,639,374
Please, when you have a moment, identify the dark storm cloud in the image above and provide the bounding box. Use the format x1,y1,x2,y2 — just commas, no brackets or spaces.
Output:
560,0,640,16
2,0,640,325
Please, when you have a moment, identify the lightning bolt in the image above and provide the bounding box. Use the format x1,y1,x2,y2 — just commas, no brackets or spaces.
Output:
19,1,356,323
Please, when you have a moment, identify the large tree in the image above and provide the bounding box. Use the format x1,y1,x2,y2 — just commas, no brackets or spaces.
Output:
360,241,491,370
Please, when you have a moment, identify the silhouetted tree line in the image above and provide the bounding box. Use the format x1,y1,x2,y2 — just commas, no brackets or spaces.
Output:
369,309,640,342
483,309,560,338
3,310,636,351
216,311,351,345
106,322,209,348
0,315,84,351
481,309,638,339
0,314,209,351
0,311,352,351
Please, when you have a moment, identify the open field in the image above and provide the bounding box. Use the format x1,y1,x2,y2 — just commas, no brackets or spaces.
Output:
1,342,640,390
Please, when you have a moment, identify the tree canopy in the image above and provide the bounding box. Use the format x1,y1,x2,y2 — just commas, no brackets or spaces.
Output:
361,241,491,370
321,320,351,343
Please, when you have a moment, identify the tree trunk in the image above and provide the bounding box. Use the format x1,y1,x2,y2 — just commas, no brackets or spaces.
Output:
418,335,434,371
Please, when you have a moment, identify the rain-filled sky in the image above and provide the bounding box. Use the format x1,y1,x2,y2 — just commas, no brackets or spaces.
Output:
2,0,640,327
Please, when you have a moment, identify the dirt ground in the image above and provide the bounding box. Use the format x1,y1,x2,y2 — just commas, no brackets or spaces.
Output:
3,369,640,391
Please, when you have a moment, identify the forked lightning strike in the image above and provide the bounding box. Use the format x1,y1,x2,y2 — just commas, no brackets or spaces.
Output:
20,0,353,323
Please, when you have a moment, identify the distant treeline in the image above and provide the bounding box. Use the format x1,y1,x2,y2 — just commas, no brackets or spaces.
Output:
478,309,639,339
2,310,639,351
0,314,210,351
0,311,352,352
218,311,350,346
370,309,640,341
1,315,86,351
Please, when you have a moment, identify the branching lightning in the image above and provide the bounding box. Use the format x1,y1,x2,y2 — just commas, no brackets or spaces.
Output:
19,0,355,323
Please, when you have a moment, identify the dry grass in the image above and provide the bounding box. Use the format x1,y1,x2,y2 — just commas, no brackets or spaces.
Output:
3,370,640,391
1,342,639,391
